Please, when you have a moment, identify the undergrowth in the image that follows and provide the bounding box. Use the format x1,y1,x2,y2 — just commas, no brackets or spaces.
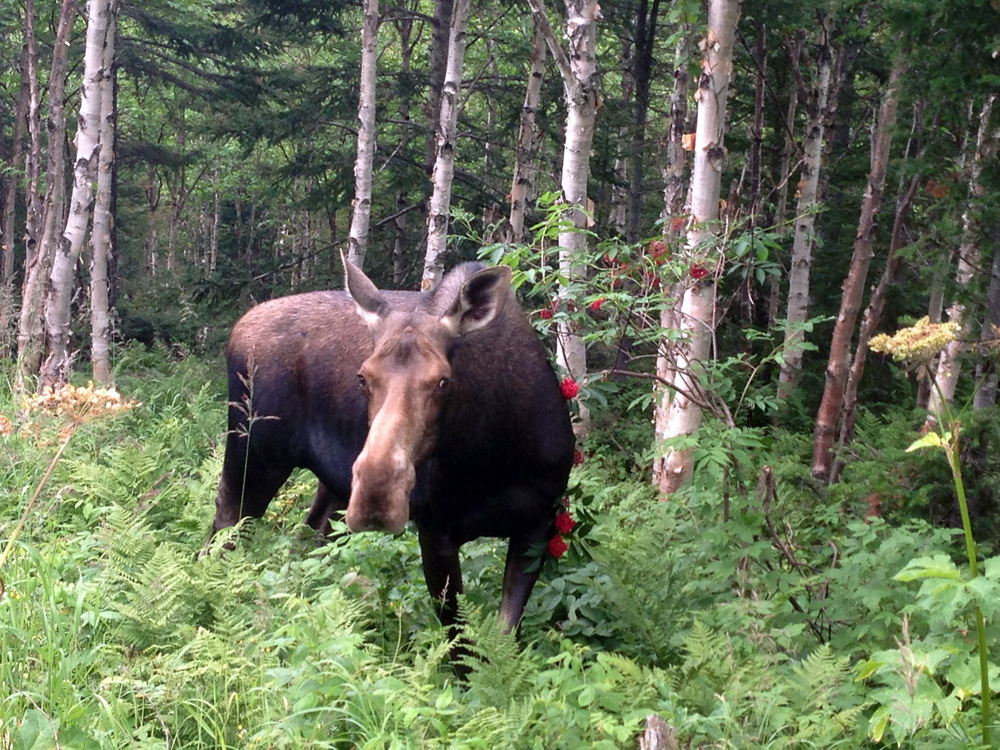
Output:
1,349,999,748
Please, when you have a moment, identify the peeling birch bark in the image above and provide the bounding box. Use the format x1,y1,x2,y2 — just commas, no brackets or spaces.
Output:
40,0,112,386
90,10,116,384
926,94,997,427
421,0,472,289
655,0,739,495
507,19,547,244
778,10,836,399
347,0,380,270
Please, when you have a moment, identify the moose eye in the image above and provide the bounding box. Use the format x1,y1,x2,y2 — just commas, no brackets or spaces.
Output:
437,377,451,392
357,374,368,392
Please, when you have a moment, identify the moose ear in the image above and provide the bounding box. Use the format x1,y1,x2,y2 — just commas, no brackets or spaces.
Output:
342,251,384,330
440,265,512,335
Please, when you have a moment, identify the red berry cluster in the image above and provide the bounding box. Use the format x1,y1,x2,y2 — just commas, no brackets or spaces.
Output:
548,506,577,559
560,377,579,399
648,239,671,264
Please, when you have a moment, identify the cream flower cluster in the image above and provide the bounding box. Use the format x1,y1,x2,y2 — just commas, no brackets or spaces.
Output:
28,382,140,423
869,317,960,362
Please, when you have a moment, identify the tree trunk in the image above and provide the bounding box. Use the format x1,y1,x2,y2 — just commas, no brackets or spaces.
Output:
660,32,690,231
1,53,28,356
525,0,601,435
610,39,633,236
393,3,416,283
831,173,921,483
925,94,997,427
916,269,946,409
651,30,691,486
90,9,116,384
507,18,547,245
40,0,112,387
748,22,765,221
421,0,472,289
210,168,219,274
347,0,380,269
974,245,1000,410
144,165,159,275
627,0,660,245
811,56,904,482
24,0,77,363
424,0,454,175
768,34,801,333
16,0,45,383
777,10,836,398
654,0,739,495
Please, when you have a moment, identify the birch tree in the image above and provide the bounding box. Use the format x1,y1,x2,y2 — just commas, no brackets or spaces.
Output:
347,0,380,269
653,0,739,495
507,19,547,244
777,9,836,398
811,55,904,482
40,0,113,386
651,30,691,487
767,33,801,332
974,247,1000,410
16,0,45,382
90,8,116,384
19,0,76,379
421,0,472,289
524,0,599,429
925,94,997,427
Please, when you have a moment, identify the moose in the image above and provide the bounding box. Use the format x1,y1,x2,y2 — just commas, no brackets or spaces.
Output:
209,256,575,631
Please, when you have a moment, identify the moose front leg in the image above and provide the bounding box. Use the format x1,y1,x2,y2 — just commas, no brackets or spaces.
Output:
498,535,543,634
417,529,464,627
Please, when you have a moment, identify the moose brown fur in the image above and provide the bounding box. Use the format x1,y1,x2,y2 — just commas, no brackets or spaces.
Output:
210,257,575,630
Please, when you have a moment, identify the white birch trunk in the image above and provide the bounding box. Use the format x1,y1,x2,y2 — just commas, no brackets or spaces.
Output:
90,9,115,384
654,0,739,495
16,0,45,383
651,30,691,486
525,0,599,437
974,246,1000,410
210,170,219,274
347,0,380,269
926,94,997,427
507,19,547,244
40,0,111,386
777,11,835,398
421,0,472,289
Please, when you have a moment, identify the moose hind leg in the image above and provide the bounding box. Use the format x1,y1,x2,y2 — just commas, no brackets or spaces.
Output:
210,439,292,540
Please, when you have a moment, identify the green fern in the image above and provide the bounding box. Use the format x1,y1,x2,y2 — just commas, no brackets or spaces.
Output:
460,605,541,711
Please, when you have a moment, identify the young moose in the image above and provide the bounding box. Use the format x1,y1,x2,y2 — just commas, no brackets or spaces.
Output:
210,256,574,630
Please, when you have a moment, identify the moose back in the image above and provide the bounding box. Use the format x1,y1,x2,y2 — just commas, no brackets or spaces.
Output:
209,258,575,629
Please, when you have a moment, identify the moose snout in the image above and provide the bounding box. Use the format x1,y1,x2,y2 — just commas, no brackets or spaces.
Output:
345,448,414,535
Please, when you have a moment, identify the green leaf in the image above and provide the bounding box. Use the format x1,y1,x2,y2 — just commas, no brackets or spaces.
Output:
435,684,453,710
906,432,944,452
869,705,890,742
894,555,963,582
577,685,596,707
13,710,55,750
